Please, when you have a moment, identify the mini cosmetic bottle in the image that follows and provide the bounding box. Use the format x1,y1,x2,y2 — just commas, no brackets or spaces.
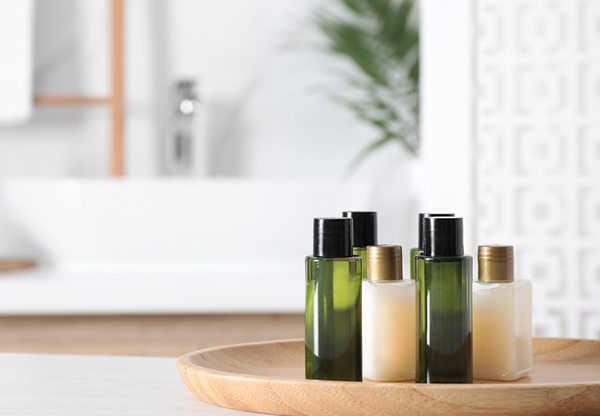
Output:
362,245,415,382
416,217,472,383
342,211,377,280
473,245,532,381
410,213,454,280
305,218,362,381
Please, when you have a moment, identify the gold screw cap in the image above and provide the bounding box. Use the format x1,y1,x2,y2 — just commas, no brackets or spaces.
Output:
366,245,403,281
478,244,514,282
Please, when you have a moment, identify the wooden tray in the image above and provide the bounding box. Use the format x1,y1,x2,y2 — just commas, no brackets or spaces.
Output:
177,338,600,415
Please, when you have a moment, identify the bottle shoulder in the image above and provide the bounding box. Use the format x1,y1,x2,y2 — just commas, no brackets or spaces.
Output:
306,255,362,262
474,279,532,290
415,254,472,262
363,279,415,287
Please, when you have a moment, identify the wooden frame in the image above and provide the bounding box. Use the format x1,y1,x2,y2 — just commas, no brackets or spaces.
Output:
34,0,125,176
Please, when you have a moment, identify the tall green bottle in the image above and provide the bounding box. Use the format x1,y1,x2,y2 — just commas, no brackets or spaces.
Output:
305,217,362,381
342,211,377,280
410,213,454,280
416,216,472,383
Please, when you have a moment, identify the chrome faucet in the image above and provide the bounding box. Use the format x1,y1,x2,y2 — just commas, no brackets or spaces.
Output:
164,80,200,175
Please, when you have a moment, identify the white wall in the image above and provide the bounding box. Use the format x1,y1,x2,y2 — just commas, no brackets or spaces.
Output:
419,0,474,254
0,0,109,177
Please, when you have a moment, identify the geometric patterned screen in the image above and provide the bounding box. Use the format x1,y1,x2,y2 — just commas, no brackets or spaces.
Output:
475,0,600,339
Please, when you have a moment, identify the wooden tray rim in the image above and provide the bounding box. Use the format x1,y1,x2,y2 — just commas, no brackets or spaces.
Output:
177,337,600,389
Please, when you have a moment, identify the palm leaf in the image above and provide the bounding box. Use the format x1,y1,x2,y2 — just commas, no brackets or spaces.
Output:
315,16,388,85
313,0,420,169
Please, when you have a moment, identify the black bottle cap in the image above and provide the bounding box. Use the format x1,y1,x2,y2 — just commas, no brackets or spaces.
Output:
418,213,455,248
342,211,377,248
313,217,353,258
423,217,464,257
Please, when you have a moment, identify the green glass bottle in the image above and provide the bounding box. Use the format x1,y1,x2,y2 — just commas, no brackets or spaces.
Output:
416,216,472,383
342,211,377,280
305,217,362,381
410,213,454,280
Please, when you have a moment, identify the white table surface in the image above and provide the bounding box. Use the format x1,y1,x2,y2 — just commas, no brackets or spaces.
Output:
0,267,303,314
0,352,267,415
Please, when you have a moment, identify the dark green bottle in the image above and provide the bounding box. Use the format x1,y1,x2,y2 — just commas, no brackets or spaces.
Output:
410,213,454,280
342,211,377,280
416,216,472,383
305,217,362,381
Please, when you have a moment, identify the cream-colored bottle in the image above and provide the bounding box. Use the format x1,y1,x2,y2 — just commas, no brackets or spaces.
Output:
473,245,532,381
362,245,415,382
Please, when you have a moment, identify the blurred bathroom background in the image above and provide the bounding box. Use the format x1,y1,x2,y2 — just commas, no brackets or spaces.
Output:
0,0,598,355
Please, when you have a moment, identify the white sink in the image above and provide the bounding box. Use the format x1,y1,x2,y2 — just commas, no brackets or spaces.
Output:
0,178,372,274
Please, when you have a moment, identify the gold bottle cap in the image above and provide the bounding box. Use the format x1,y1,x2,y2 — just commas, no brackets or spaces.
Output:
366,245,403,281
478,245,514,282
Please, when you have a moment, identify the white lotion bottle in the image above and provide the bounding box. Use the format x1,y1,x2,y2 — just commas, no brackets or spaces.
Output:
362,245,415,382
473,245,532,381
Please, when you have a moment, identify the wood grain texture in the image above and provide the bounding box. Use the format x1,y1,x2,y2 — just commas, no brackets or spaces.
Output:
177,338,600,416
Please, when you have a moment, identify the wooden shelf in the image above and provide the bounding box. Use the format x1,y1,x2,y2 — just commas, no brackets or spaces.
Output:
34,96,112,106
34,0,125,177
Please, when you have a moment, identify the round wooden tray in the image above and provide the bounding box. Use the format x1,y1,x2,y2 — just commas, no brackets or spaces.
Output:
177,338,600,415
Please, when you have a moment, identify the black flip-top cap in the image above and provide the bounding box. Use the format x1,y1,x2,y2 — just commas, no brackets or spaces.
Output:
313,217,353,258
423,217,464,257
418,213,455,248
342,211,377,248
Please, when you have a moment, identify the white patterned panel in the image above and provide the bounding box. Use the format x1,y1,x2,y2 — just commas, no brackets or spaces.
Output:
580,127,600,175
533,309,567,337
477,125,504,174
475,0,600,339
516,187,566,237
478,2,504,55
580,63,600,113
580,249,600,299
478,69,504,115
516,126,566,174
515,2,567,53
581,1,600,50
519,248,566,298
477,186,504,239
580,188,600,237
581,311,600,340
515,66,567,115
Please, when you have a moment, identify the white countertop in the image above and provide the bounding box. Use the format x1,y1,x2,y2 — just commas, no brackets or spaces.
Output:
0,267,304,314
0,352,266,415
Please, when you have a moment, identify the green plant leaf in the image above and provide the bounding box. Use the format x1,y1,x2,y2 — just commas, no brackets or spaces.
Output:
341,0,367,14
316,16,388,85
313,0,420,170
385,1,413,40
408,59,419,84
